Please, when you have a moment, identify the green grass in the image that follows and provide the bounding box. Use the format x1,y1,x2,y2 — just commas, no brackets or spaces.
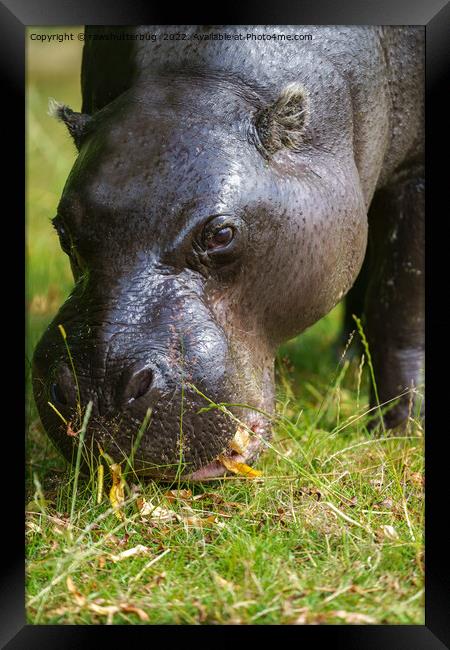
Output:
25,31,424,625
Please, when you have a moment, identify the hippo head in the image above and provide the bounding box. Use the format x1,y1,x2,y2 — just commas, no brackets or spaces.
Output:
32,73,367,479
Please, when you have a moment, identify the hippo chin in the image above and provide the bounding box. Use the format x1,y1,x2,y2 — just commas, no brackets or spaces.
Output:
32,26,424,480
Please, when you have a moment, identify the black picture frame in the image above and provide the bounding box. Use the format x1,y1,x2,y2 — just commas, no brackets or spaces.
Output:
5,0,449,646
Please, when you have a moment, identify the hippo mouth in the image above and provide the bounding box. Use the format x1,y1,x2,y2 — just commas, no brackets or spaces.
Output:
186,419,269,481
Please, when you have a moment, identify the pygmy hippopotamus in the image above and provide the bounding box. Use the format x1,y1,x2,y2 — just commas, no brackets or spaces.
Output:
32,26,424,480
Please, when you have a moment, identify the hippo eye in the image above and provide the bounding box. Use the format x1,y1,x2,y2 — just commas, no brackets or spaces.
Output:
200,216,237,254
204,226,234,251
191,215,244,273
52,216,71,254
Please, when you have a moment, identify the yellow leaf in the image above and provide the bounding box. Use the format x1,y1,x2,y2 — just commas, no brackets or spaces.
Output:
218,455,262,478
109,463,125,520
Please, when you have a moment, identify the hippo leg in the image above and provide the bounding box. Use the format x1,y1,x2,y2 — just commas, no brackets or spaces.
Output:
363,168,424,431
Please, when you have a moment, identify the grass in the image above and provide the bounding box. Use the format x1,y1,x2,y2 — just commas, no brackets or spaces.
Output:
25,29,425,625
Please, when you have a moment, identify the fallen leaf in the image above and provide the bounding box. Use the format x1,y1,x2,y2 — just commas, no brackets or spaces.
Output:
193,599,208,623
137,497,178,522
218,455,262,478
25,519,42,535
292,608,309,624
213,573,235,591
119,604,149,621
377,524,399,541
109,463,125,520
109,544,151,563
88,602,120,624
164,489,192,503
410,472,424,488
88,601,149,624
331,610,376,624
182,514,225,529
66,576,86,607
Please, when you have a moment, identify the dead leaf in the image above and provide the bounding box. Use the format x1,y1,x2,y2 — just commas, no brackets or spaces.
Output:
109,544,151,563
137,497,178,522
218,455,262,478
109,463,125,520
410,472,424,488
342,495,358,507
292,608,310,624
88,602,119,624
377,524,399,541
370,478,383,491
297,486,322,501
66,576,86,607
331,610,376,624
88,601,149,623
143,572,166,592
182,514,225,529
119,604,149,621
25,515,42,534
213,573,235,591
164,489,192,503
193,599,208,623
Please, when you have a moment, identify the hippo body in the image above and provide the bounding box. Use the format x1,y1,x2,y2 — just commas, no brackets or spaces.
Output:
32,26,424,479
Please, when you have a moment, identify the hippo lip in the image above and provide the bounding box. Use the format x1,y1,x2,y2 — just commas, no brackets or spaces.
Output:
185,420,268,481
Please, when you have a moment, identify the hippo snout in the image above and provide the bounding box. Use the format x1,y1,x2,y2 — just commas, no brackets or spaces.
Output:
31,271,271,480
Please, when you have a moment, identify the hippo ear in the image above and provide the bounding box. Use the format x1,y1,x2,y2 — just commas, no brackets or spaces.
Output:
253,83,310,156
48,98,92,150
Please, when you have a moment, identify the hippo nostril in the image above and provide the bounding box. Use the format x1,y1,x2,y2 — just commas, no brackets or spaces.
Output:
49,364,76,408
50,381,67,406
124,367,154,403
134,369,153,399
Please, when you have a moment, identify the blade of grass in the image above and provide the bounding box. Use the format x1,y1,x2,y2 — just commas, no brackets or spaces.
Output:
69,400,92,524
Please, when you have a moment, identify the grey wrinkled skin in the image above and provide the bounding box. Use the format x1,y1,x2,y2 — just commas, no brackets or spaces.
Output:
32,26,424,479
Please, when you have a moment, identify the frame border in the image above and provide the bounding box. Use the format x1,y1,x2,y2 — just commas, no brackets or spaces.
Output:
5,0,449,646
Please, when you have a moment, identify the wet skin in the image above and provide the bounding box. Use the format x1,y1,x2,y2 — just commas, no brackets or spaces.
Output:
32,26,424,479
